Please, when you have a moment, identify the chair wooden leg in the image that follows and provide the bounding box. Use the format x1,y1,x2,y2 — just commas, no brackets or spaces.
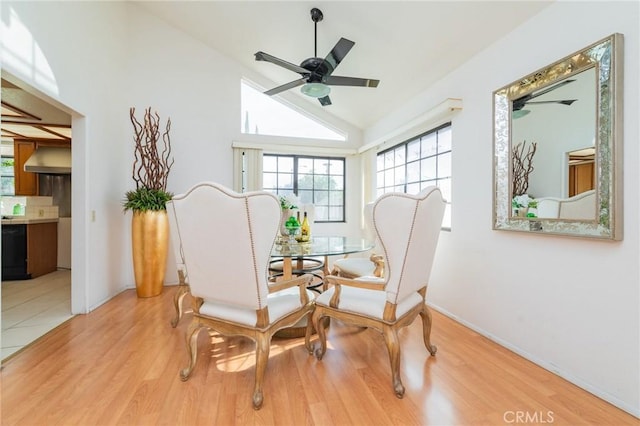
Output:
419,305,438,356
382,325,405,398
180,320,204,381
304,312,314,354
312,309,327,360
252,333,270,410
171,284,189,328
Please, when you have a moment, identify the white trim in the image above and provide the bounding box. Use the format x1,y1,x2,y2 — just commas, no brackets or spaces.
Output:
359,98,463,154
429,303,640,418
232,140,357,156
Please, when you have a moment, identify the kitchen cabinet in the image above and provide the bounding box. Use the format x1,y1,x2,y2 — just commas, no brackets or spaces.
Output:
1,220,58,279
14,141,37,195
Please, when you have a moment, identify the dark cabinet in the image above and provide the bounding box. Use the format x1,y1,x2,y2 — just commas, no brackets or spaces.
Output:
2,224,30,280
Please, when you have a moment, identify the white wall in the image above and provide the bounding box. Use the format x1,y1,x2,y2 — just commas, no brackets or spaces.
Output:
367,1,639,416
2,1,131,311
1,1,364,312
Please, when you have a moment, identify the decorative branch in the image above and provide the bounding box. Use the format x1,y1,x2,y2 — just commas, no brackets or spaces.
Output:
129,107,174,191
512,140,537,198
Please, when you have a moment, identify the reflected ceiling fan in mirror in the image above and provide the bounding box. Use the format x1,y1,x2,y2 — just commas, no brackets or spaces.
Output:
254,8,380,106
512,79,577,119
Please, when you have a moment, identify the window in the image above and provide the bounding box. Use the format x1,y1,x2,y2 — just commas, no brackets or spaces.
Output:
263,154,345,222
241,81,345,141
376,123,452,228
1,156,15,195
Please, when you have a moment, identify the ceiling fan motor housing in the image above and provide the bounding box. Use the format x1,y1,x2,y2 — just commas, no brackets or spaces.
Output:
300,57,333,82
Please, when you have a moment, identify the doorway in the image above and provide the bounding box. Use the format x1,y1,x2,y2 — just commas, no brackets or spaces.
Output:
1,72,74,360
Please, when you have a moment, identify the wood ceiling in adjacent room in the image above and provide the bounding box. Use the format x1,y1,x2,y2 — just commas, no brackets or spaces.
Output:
1,78,71,142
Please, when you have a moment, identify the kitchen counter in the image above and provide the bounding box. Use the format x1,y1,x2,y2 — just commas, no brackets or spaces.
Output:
2,218,59,225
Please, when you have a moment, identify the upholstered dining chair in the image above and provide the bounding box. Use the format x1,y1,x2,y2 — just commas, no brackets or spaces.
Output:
167,182,316,410
312,187,445,398
332,202,385,278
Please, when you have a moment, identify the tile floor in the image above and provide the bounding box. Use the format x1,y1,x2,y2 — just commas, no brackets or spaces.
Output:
1,269,73,360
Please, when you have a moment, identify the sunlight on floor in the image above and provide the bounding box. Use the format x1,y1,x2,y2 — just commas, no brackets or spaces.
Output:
1,269,72,360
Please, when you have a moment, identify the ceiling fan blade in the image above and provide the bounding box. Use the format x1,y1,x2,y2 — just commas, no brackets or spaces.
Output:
526,99,578,106
264,78,307,96
254,51,310,75
318,95,332,106
323,38,355,73
528,79,576,100
325,75,380,88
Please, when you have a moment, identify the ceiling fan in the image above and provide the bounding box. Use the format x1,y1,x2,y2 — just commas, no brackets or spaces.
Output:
512,79,577,118
254,7,380,106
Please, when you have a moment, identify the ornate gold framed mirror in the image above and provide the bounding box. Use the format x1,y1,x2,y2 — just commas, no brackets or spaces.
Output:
493,33,623,240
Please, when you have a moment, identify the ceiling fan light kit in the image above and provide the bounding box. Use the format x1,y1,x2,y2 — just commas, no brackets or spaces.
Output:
301,82,331,98
254,7,379,106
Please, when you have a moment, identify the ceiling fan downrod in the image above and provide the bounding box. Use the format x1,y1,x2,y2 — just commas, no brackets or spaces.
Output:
310,8,323,58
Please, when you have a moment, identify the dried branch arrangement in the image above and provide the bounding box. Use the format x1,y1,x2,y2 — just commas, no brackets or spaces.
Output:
129,107,174,191
512,140,537,197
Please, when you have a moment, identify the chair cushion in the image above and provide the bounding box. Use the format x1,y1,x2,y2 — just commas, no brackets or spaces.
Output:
315,286,422,320
333,257,376,277
200,287,316,327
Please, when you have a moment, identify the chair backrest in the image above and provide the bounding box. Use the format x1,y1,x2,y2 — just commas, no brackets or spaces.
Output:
167,182,280,310
373,187,445,304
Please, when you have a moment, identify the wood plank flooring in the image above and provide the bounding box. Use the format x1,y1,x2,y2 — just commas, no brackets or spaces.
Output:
1,286,636,425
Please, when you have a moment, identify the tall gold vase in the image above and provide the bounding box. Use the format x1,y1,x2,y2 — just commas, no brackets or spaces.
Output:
132,210,169,297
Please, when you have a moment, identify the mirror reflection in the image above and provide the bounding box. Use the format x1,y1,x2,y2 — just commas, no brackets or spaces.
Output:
492,33,623,240
511,67,597,220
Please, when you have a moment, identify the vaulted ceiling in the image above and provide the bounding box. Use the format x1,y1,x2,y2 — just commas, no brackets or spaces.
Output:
134,1,553,129
0,2,553,142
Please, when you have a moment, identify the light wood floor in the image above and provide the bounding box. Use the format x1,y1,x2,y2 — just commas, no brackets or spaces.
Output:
1,286,636,425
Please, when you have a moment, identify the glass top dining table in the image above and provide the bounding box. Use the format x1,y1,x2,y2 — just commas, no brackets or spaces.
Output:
271,235,375,280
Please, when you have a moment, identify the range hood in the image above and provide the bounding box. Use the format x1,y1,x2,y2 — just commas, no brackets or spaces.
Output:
24,146,71,174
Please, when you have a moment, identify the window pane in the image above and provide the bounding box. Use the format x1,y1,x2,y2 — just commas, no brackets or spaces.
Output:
384,151,394,168
263,172,278,189
406,161,420,183
420,157,436,180
421,132,437,157
314,175,329,190
438,152,451,177
438,126,452,152
442,204,451,229
1,176,15,195
376,171,385,189
384,169,394,187
278,157,294,173
407,139,420,162
241,81,345,141
394,146,405,165
377,155,384,171
298,173,313,189
329,206,343,221
406,182,420,194
298,189,313,204
298,158,313,174
330,159,343,175
329,190,344,205
315,190,328,204
314,158,329,174
331,175,344,190
393,165,405,186
438,177,452,202
279,173,294,190
263,156,277,172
